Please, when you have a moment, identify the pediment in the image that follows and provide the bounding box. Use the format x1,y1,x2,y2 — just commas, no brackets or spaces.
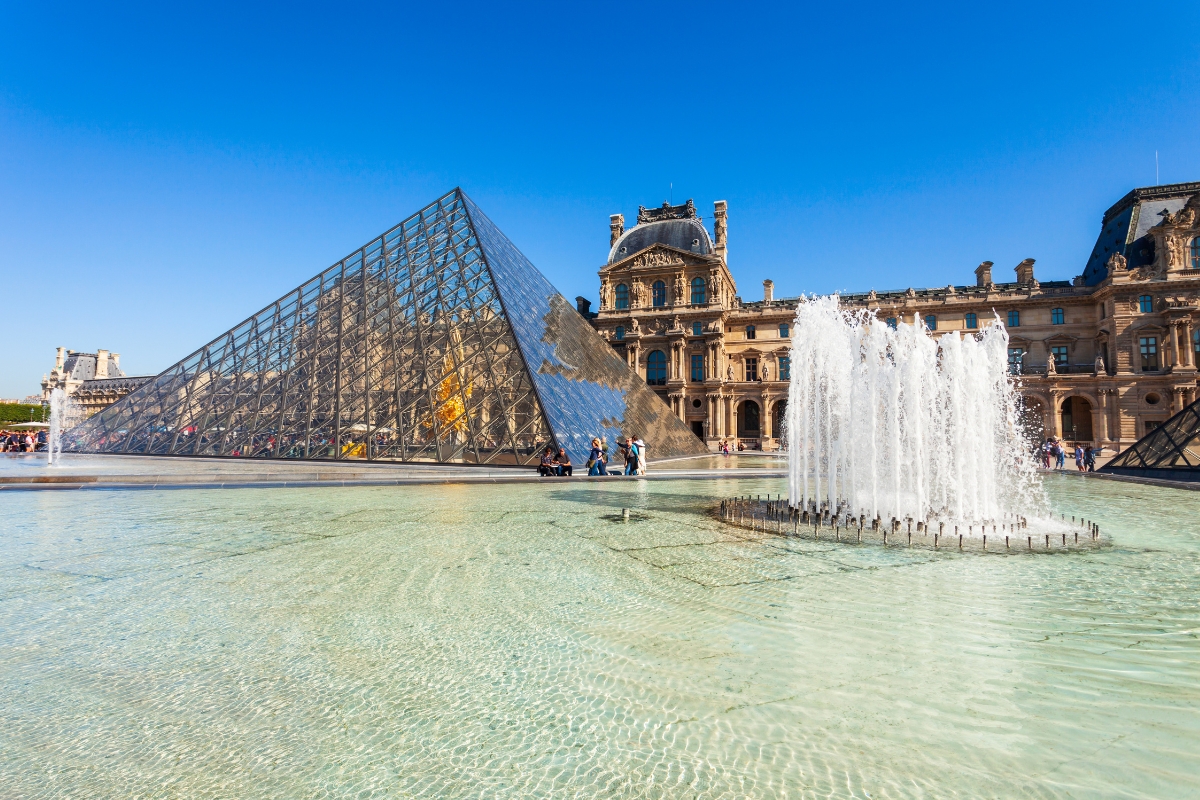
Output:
1131,320,1168,334
1044,333,1077,345
603,244,714,274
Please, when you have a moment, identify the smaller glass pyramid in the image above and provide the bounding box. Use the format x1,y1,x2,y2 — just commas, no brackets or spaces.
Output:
1101,398,1200,480
65,189,709,466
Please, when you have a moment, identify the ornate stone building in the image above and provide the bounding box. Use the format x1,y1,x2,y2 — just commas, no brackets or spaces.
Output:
41,347,152,417
591,182,1200,454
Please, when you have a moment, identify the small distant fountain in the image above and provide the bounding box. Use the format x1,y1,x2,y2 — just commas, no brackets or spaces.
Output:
782,295,1050,538
47,388,82,467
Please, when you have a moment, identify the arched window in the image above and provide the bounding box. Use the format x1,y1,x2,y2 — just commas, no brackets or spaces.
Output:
1139,295,1153,313
745,325,756,340
1192,237,1200,269
646,350,667,385
779,323,789,338
1007,310,1020,328
690,277,706,304
692,321,703,336
652,280,666,307
965,312,977,329
615,283,629,309
1051,308,1064,325
614,326,625,341
924,315,937,330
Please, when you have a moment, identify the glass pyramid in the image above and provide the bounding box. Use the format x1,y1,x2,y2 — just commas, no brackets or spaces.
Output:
65,189,709,466
1100,398,1200,480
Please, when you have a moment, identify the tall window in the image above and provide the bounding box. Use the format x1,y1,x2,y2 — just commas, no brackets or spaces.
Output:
652,280,666,307
1194,330,1200,360
779,355,791,380
886,317,897,329
692,321,703,336
924,315,937,330
746,325,756,340
1007,347,1024,374
1192,237,1200,269
1051,345,1068,368
1051,308,1064,325
615,283,629,309
965,312,977,329
1140,336,1159,371
614,326,625,341
779,323,789,338
690,277,706,304
690,354,704,382
646,350,667,385
744,357,758,381
1139,295,1153,313
1007,310,1020,327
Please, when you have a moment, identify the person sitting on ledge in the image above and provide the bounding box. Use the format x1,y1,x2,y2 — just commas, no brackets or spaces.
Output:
555,448,572,477
538,446,556,477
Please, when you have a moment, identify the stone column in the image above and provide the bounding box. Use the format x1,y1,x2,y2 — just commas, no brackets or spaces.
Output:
1050,392,1064,439
762,397,773,440
1170,323,1182,369
1185,318,1195,367
1096,389,1111,443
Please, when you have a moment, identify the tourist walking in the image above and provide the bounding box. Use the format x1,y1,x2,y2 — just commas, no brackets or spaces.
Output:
1054,441,1066,470
1074,445,1085,472
555,448,572,477
623,437,639,475
1084,446,1097,472
634,436,648,474
587,438,608,476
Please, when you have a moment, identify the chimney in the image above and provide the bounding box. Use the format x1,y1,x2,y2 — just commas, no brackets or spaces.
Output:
574,296,595,319
1015,258,1036,285
55,347,65,370
95,349,109,379
713,200,728,261
111,353,121,373
975,261,994,288
763,279,774,303
609,214,624,247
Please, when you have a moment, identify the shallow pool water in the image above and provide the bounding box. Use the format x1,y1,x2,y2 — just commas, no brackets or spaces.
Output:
1,474,1197,797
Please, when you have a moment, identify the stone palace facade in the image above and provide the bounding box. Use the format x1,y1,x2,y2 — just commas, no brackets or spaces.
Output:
41,347,151,417
589,182,1200,453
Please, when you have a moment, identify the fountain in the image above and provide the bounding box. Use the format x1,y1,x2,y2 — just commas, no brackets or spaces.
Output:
778,295,1060,542
46,388,82,466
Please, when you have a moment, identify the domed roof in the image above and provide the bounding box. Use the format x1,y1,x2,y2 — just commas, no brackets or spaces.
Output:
608,217,714,265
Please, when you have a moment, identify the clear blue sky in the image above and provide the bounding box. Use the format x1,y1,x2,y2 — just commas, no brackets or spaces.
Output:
2,1,1198,398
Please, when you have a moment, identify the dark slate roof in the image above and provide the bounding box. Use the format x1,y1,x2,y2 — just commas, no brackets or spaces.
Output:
77,376,152,392
607,218,714,264
62,351,125,381
1082,182,1200,286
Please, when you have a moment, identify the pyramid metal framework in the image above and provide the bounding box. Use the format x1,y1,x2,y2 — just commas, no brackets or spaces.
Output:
65,189,709,466
1100,397,1200,481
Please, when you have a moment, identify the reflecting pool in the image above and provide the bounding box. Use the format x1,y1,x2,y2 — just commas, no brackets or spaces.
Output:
1,474,1197,797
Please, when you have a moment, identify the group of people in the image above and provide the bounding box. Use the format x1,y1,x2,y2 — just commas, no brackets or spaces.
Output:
717,439,748,455
0,429,46,453
537,435,649,478
1039,438,1099,472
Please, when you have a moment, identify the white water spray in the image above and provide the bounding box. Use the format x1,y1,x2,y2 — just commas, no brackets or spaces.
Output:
47,388,81,466
785,296,1047,535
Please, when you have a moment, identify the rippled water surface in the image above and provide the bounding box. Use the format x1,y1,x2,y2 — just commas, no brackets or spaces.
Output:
1,474,1197,798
